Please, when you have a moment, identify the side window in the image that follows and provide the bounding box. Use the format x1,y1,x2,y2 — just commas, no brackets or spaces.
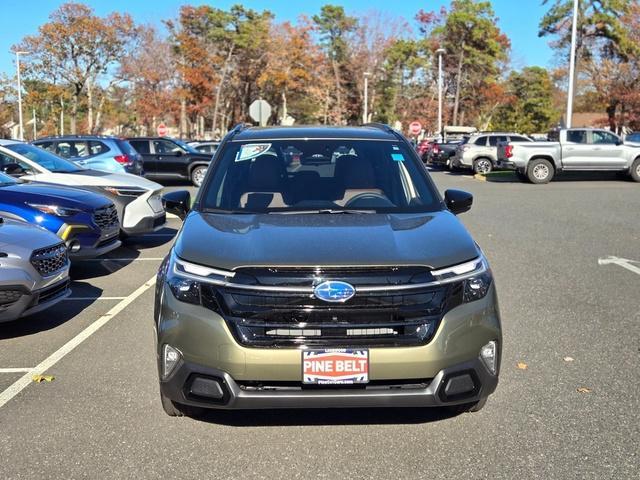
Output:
591,131,619,145
89,141,109,156
154,139,182,154
36,141,54,151
55,141,72,158
70,141,89,158
474,136,487,146
129,140,150,154
566,130,587,144
509,136,530,142
488,136,508,146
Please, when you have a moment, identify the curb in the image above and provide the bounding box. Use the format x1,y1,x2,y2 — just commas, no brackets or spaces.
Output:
473,174,487,182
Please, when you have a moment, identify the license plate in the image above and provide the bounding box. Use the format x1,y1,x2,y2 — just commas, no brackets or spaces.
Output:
302,349,369,385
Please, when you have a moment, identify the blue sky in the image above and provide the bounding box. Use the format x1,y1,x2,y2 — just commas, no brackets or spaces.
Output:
0,0,554,76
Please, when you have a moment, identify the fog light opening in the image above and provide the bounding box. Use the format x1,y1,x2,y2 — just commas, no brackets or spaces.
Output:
480,340,498,375
162,344,181,379
68,241,81,253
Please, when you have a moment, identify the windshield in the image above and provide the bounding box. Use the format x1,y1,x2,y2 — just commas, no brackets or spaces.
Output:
0,171,17,186
201,139,441,213
173,139,199,154
5,143,84,173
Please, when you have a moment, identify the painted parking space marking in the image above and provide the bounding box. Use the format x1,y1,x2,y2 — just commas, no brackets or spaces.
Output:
0,275,156,410
76,257,164,262
0,368,33,374
598,256,640,276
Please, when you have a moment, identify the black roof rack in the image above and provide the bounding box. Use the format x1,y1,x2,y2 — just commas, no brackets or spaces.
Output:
226,123,252,141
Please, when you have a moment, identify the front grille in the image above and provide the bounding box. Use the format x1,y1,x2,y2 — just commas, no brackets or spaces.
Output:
203,266,462,348
30,243,68,277
93,204,119,230
0,289,25,307
34,280,70,305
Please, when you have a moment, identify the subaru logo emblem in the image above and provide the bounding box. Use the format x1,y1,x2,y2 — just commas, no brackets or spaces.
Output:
313,281,355,303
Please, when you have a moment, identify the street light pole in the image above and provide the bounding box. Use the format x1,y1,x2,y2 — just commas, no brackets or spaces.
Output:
14,51,29,141
363,72,370,124
436,48,446,140
566,0,579,128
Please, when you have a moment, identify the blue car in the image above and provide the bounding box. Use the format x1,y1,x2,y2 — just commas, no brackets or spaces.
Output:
0,172,121,259
32,136,144,176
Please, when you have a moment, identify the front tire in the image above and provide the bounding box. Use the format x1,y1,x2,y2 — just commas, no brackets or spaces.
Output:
527,159,554,184
190,165,207,188
630,158,640,182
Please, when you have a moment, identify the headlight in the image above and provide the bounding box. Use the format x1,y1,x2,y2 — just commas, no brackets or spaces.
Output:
101,186,147,197
431,256,493,303
166,251,234,308
27,203,82,217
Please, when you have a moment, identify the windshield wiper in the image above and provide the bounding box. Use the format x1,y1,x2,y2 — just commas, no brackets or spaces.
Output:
271,209,377,215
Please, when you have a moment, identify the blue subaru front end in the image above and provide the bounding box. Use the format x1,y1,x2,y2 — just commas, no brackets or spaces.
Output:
0,173,121,259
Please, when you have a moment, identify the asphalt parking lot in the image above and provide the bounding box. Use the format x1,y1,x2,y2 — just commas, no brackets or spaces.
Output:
0,172,638,479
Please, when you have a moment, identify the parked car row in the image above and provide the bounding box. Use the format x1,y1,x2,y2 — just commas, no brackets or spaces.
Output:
0,139,192,323
32,135,216,187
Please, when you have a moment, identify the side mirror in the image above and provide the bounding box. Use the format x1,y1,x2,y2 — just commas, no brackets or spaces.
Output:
174,149,184,157
163,190,191,220
444,189,473,215
1,163,25,176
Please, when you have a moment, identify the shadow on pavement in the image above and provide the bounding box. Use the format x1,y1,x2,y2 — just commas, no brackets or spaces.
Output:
0,282,103,339
194,406,458,427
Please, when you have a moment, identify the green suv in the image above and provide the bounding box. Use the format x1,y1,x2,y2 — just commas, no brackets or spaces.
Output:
155,124,501,416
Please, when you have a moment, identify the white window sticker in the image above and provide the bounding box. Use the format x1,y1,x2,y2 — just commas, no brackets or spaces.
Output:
235,143,272,162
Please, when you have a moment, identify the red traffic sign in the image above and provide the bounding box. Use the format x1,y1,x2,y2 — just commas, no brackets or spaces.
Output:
409,121,422,135
157,123,168,136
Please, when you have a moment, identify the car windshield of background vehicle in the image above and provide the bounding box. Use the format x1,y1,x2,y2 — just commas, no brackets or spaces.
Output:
201,139,440,214
5,144,85,173
0,171,18,186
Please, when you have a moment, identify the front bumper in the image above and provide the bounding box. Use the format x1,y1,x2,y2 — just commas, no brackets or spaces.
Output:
157,283,501,409
0,279,70,323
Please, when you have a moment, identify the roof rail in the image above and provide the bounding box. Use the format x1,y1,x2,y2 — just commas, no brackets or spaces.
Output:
226,123,252,141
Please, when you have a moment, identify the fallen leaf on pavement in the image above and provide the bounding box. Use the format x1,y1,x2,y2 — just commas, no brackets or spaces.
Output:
32,374,55,383
576,387,592,394
563,357,574,362
516,362,528,370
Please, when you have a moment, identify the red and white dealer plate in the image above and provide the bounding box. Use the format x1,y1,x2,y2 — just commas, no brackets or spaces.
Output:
302,349,369,384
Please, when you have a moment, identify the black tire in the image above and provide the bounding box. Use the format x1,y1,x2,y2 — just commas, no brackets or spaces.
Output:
160,389,205,418
190,165,208,188
473,158,493,175
447,396,488,414
630,158,640,182
526,158,554,184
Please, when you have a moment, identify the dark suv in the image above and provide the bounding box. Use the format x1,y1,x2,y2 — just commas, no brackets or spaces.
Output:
33,135,144,176
128,137,213,187
156,124,501,417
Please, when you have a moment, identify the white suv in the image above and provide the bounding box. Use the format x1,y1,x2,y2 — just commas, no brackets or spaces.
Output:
0,140,166,236
451,133,533,174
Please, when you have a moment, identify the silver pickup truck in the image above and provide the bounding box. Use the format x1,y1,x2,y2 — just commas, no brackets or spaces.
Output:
496,128,640,184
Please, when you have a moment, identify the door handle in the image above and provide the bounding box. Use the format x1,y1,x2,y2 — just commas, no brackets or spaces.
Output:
593,147,602,151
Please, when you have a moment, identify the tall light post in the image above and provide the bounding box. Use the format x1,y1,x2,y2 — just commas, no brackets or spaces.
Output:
566,0,579,128
363,71,370,124
436,48,445,139
13,50,29,141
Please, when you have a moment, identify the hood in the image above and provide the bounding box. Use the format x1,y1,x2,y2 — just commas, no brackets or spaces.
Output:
25,170,162,191
0,217,61,250
174,211,480,271
0,183,112,211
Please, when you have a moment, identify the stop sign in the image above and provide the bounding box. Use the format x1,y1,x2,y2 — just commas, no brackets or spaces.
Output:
157,123,168,136
409,121,422,136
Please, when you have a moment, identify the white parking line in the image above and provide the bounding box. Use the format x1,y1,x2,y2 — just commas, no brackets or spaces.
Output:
0,275,156,409
598,256,640,276
0,368,33,374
